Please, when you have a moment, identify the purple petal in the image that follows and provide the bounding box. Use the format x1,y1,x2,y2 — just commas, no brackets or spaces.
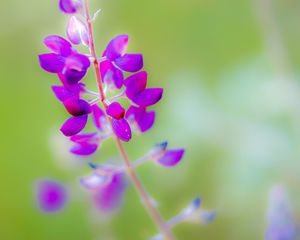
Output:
91,105,107,130
132,88,163,107
51,84,82,102
93,173,127,212
80,172,111,190
38,53,65,73
115,53,143,72
124,71,147,99
70,143,98,156
105,35,129,61
60,115,88,136
106,102,125,120
112,118,132,142
157,149,185,167
63,97,91,116
70,133,98,144
36,179,67,213
59,0,82,14
126,106,155,132
63,53,90,84
65,53,90,71
138,111,155,132
67,16,89,46
125,105,144,121
100,60,123,89
43,35,72,57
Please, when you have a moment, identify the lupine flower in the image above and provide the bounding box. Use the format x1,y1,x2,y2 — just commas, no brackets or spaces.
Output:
265,185,298,240
133,142,185,168
124,71,163,107
100,35,143,90
151,197,215,240
37,1,210,238
35,179,67,213
39,35,90,85
67,16,89,46
59,0,82,14
81,163,127,212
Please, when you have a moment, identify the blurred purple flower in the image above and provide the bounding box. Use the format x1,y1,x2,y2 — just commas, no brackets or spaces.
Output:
36,179,67,213
81,164,127,212
59,0,82,14
265,185,298,240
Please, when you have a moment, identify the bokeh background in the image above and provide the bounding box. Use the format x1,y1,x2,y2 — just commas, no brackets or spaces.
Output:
1,0,300,239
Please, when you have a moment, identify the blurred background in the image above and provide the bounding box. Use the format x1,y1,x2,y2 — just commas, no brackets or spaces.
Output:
1,0,300,239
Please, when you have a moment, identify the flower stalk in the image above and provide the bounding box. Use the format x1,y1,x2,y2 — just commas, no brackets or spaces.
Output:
83,0,175,239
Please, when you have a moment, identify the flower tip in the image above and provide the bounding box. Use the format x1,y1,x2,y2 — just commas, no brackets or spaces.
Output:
156,141,168,150
200,210,216,224
192,196,202,209
88,162,98,169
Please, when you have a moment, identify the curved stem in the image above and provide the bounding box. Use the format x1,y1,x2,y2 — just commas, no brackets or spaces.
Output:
83,1,175,239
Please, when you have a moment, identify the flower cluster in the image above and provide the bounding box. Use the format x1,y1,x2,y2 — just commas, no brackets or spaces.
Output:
37,0,215,238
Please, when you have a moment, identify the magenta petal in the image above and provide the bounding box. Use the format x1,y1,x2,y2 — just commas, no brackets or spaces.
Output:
115,53,143,72
63,98,91,116
38,53,65,73
125,71,147,99
59,0,81,14
70,143,98,156
125,105,144,121
105,35,129,61
132,88,163,107
100,60,123,89
91,105,106,130
43,35,72,57
138,111,155,132
36,179,67,213
51,85,81,102
157,149,185,167
112,118,132,142
106,102,125,120
70,133,98,144
60,115,88,136
93,173,127,212
65,53,90,71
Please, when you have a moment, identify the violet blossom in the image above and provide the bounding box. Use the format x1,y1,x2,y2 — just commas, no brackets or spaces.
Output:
37,0,215,238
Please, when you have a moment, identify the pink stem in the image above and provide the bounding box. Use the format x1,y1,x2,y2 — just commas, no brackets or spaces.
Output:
83,1,175,239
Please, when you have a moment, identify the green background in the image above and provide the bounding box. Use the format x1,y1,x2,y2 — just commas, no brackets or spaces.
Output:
1,0,300,239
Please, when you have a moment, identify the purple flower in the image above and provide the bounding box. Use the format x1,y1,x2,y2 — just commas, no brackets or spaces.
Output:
51,83,85,102
124,71,163,107
265,185,298,240
35,179,67,213
157,149,185,167
59,0,82,14
106,102,125,120
39,35,90,85
92,173,127,212
67,16,89,46
70,133,99,156
100,35,143,90
126,105,155,133
105,102,132,142
60,115,88,136
111,118,132,142
80,164,127,212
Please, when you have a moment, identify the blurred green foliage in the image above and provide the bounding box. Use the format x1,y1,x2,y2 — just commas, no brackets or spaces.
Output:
1,0,300,239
